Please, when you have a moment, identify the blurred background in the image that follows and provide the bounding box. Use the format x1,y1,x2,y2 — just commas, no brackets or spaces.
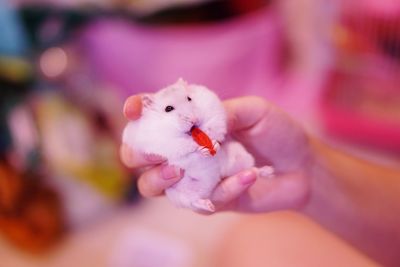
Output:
0,0,399,266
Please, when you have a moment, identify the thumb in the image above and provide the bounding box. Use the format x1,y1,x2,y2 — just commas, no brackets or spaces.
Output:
223,96,271,132
223,96,310,173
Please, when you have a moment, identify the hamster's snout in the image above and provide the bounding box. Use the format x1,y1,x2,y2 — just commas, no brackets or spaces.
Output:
182,116,200,135
189,117,199,126
181,115,199,126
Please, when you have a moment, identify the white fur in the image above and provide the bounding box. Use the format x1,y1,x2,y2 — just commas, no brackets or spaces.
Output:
122,79,255,212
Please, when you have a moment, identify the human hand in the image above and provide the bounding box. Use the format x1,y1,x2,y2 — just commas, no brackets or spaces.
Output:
121,95,313,213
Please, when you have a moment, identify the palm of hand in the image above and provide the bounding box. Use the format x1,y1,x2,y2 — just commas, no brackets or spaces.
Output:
211,97,312,212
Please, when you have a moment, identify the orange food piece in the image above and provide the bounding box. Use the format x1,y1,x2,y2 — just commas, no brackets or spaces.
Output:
190,126,216,156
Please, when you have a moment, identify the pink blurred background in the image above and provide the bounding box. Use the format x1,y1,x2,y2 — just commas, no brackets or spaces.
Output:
0,0,399,266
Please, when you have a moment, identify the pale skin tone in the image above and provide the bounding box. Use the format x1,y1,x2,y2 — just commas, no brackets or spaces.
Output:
121,95,400,267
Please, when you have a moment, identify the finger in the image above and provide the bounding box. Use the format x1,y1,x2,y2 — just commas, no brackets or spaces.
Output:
211,168,258,210
234,171,308,212
120,143,165,168
123,95,142,120
223,96,271,132
137,165,184,197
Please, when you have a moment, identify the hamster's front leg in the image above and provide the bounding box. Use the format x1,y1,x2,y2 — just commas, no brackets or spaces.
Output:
197,146,212,157
196,140,221,157
212,140,221,152
219,140,255,178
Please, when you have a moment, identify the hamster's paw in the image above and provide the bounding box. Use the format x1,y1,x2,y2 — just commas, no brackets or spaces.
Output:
212,140,221,152
258,165,275,178
198,146,212,157
191,199,215,213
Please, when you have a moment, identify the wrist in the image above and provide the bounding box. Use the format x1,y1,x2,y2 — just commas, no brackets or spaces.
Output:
298,138,336,218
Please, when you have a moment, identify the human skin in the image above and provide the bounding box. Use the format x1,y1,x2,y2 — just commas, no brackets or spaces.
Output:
120,95,400,266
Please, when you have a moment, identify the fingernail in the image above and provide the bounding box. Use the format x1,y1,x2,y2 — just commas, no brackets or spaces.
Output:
161,165,182,180
144,153,165,162
238,170,256,185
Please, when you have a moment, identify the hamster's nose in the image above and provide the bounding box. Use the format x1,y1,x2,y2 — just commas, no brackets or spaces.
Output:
190,117,199,126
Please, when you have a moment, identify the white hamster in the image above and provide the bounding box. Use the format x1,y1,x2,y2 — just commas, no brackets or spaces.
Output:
122,79,255,212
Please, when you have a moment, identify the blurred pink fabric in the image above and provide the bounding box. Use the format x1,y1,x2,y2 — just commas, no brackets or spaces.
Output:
80,7,284,100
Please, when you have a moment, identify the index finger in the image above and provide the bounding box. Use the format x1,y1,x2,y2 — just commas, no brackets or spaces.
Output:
123,95,142,120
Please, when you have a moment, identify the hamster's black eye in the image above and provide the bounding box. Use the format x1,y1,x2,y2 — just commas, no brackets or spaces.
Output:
165,105,174,112
187,97,192,102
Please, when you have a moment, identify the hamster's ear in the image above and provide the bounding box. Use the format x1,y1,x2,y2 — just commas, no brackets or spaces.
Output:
177,77,188,87
142,94,154,109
